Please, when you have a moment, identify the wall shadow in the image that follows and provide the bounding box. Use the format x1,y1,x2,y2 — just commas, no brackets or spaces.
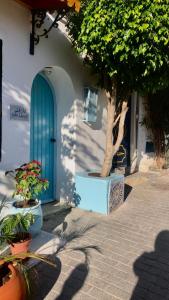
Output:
43,206,72,233
131,230,169,300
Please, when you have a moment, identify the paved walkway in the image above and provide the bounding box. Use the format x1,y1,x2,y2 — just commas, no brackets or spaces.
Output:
33,171,169,300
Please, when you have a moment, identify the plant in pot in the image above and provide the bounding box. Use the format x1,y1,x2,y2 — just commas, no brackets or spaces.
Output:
0,196,54,300
0,217,100,300
0,213,35,255
0,252,55,300
67,0,169,214
0,255,27,300
5,161,49,236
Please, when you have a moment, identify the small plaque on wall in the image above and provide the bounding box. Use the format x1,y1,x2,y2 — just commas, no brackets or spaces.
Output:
10,105,29,121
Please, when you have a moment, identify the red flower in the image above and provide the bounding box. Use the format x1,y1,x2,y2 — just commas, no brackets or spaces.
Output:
34,167,41,172
27,171,38,176
40,179,48,183
22,171,38,179
31,160,41,166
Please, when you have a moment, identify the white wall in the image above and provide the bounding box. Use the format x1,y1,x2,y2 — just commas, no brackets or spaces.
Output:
0,0,154,204
0,0,107,201
130,92,138,173
75,90,107,173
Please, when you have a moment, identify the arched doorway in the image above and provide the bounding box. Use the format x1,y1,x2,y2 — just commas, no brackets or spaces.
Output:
30,73,55,203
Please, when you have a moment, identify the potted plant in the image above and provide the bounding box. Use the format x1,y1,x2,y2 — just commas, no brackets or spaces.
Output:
0,252,55,300
0,213,35,255
5,161,49,236
0,195,55,300
0,258,26,300
67,0,169,214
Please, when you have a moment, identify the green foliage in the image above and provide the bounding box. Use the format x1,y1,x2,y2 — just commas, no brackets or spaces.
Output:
0,213,35,244
6,161,49,204
0,252,55,291
67,0,169,93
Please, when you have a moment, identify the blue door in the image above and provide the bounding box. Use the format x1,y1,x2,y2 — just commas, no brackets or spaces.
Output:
30,74,55,203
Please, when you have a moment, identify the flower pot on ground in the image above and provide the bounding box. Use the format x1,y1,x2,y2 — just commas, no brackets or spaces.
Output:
0,198,56,300
10,232,32,255
0,253,55,300
0,261,26,300
74,171,124,214
5,161,49,236
0,213,34,254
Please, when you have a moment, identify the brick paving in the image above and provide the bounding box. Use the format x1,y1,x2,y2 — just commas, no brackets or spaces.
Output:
32,171,169,300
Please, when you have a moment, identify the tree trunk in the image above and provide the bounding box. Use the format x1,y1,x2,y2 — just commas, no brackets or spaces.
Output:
101,89,128,177
101,90,116,177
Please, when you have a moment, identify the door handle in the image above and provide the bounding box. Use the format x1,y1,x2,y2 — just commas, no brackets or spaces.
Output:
50,138,56,143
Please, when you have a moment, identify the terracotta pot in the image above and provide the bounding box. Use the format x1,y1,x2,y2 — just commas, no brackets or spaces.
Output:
0,263,26,300
10,233,32,255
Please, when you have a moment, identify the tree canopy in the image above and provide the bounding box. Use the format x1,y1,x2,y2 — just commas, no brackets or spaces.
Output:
67,0,169,94
67,0,169,176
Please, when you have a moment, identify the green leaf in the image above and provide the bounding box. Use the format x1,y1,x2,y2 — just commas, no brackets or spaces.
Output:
66,0,169,94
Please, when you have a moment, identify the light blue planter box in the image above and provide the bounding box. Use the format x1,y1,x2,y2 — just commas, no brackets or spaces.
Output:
74,172,124,214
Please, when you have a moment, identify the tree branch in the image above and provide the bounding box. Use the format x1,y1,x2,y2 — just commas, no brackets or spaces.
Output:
113,101,128,154
113,113,121,128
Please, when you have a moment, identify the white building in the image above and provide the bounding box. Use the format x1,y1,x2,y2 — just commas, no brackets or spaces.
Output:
0,0,155,203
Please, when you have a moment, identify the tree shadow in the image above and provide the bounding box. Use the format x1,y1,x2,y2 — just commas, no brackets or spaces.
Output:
53,242,100,300
30,255,62,300
53,221,100,299
131,230,169,300
31,218,101,300
55,263,88,300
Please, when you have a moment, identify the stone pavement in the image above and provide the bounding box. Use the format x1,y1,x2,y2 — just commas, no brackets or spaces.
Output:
32,171,169,300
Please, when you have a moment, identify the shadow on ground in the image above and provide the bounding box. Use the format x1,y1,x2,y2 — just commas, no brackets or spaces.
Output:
124,183,132,201
131,230,169,300
31,216,100,300
30,256,62,300
55,263,88,300
43,206,72,233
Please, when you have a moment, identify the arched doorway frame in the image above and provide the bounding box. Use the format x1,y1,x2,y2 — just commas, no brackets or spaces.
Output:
30,71,57,203
30,66,76,203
